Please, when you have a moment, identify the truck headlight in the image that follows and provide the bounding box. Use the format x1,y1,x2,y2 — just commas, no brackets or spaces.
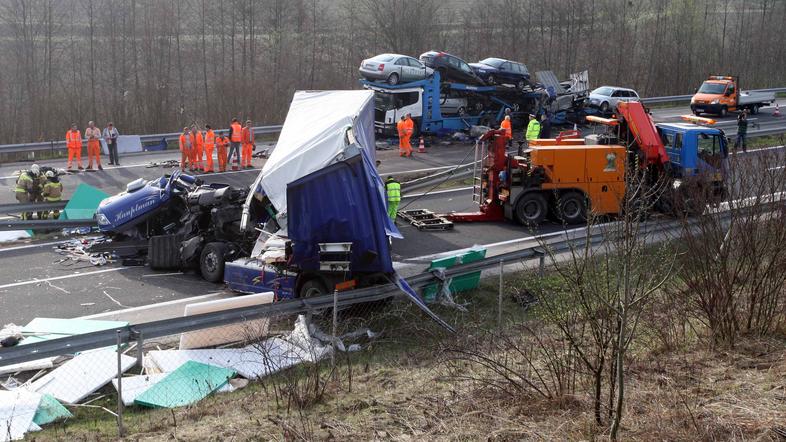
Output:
96,212,110,225
711,99,719,104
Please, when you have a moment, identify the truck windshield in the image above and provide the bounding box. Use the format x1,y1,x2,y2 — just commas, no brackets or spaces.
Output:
375,93,396,111
698,82,727,94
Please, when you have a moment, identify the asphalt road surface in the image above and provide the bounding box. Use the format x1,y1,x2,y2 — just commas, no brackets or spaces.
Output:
0,101,784,325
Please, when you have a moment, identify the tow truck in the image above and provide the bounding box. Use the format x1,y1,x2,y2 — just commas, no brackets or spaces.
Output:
444,101,728,226
691,75,776,117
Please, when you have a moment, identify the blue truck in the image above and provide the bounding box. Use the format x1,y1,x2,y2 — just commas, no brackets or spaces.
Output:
362,71,545,137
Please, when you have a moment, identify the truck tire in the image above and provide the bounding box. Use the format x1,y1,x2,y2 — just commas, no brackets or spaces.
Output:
720,106,728,117
200,242,228,283
750,105,759,115
514,192,547,226
555,191,587,225
299,278,329,298
148,234,182,270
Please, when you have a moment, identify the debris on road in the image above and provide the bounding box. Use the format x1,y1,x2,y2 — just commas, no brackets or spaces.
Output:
178,292,274,349
145,159,179,168
133,361,235,408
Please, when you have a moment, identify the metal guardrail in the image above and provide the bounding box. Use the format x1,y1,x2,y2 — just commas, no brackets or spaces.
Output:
0,201,68,213
0,214,687,368
641,87,786,104
0,125,284,154
0,218,96,230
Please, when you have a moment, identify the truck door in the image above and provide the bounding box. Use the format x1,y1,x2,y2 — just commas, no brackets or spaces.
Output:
725,83,737,111
696,132,726,173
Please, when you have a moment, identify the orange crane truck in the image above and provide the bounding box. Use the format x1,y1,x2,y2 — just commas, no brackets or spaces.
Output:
445,101,728,226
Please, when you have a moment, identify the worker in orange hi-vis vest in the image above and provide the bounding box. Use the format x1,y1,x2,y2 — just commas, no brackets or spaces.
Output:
241,120,255,169
500,115,512,139
228,118,242,171
203,125,216,173
178,127,193,170
84,121,103,171
397,116,406,156
401,113,414,157
191,124,204,172
65,123,84,170
215,133,229,172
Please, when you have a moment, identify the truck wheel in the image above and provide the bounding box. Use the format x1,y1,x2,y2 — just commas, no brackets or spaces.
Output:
692,109,702,116
387,73,399,85
720,106,728,118
514,192,547,226
555,192,587,225
200,242,227,283
148,234,182,270
750,105,759,115
299,278,329,298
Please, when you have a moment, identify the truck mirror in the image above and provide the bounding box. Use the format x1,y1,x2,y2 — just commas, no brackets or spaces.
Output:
724,90,732,96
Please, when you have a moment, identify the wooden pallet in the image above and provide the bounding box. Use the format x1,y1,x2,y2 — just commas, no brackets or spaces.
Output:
397,209,454,231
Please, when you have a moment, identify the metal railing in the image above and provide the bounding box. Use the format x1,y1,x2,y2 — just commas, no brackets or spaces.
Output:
0,125,283,154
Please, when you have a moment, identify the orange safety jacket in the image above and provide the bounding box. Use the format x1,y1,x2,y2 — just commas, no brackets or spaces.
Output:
216,137,229,149
500,119,512,139
241,126,254,144
230,123,242,142
66,130,82,149
194,131,204,148
204,130,215,148
403,118,414,137
179,133,194,151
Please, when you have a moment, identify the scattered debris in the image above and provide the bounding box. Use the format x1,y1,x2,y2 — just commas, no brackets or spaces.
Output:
28,349,136,404
32,394,72,426
179,292,274,349
251,147,270,158
133,361,235,409
398,209,454,231
0,390,40,442
0,230,31,243
20,318,128,346
145,159,179,168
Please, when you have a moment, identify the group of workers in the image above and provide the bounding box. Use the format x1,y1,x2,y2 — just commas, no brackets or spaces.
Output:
179,119,256,173
396,114,415,157
65,121,120,171
14,164,63,220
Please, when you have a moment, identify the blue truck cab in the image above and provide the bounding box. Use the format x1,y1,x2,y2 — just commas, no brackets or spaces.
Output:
657,123,728,181
362,71,543,137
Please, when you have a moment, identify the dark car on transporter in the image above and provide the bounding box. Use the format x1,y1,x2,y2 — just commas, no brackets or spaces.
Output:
469,57,530,89
419,51,486,86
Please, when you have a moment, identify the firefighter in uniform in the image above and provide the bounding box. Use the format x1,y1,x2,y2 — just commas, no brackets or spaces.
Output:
41,170,63,219
385,176,401,222
15,164,41,220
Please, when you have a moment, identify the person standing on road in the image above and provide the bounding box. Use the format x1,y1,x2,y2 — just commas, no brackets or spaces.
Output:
215,132,229,172
65,123,83,170
41,170,63,219
14,164,40,220
203,125,216,173
241,120,255,169
179,127,193,170
526,113,541,143
397,116,406,157
84,121,103,171
192,124,204,172
401,113,414,157
103,122,120,165
228,118,243,170
500,115,512,141
735,110,749,153
385,176,401,221
539,113,552,139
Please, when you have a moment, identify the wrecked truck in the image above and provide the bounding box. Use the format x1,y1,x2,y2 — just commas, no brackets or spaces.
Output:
224,90,403,299
94,170,256,281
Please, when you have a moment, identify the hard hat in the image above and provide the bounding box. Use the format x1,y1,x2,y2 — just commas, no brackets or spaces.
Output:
30,164,40,175
45,170,55,178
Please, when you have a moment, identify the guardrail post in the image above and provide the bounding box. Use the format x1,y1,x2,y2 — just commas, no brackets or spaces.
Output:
331,289,338,369
538,252,545,277
498,259,504,328
116,330,126,437
132,329,144,370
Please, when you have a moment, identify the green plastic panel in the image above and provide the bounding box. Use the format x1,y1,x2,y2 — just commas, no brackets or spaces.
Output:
423,248,487,302
62,183,109,220
134,361,235,408
21,318,128,345
33,394,72,426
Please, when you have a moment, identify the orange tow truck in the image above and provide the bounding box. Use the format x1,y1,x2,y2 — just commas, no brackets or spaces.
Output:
690,75,775,117
444,101,728,226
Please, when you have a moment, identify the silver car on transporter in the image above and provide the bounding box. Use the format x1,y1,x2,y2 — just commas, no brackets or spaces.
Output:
359,53,434,85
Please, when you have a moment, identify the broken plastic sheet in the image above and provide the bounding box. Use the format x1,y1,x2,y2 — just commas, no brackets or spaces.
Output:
259,90,376,214
112,372,236,406
0,231,31,243
133,361,235,409
32,394,72,426
28,349,136,404
393,273,456,333
20,318,128,346
0,389,41,442
179,292,274,349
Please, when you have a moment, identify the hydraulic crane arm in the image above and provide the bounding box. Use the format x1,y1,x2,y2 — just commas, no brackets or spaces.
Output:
616,101,670,167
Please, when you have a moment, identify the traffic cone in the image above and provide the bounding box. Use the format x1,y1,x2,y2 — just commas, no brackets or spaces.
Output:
418,136,426,153
774,103,781,117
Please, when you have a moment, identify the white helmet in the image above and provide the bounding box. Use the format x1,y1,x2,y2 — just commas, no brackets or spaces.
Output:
30,164,40,175
45,170,55,178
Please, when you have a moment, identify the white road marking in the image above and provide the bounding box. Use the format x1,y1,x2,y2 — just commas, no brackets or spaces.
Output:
0,267,127,290
79,291,226,320
768,166,785,170
141,272,184,277
102,289,130,308
0,240,64,253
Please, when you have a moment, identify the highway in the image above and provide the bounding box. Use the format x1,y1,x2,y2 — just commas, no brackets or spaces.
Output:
0,101,784,326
